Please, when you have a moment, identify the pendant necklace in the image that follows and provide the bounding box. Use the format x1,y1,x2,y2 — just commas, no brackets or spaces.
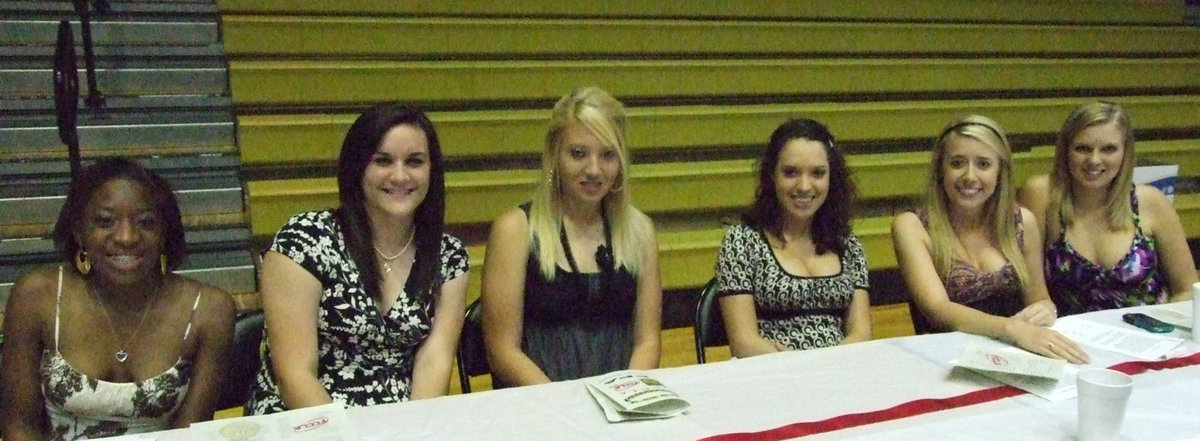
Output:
90,281,162,363
374,229,415,274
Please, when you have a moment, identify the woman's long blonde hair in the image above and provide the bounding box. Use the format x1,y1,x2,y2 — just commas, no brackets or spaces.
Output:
527,87,651,278
923,115,1031,288
1049,101,1136,230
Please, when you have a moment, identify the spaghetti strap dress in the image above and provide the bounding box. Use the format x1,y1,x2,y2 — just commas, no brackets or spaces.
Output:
40,266,201,441
1044,190,1167,315
915,209,1025,326
498,203,638,386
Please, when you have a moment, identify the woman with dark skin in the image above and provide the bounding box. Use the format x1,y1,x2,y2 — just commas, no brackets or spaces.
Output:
1,157,235,441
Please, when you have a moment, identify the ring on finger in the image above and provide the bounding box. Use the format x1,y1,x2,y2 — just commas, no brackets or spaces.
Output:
1047,342,1055,350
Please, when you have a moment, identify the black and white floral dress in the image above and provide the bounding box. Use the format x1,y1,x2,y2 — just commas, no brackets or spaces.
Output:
247,210,468,414
714,224,869,350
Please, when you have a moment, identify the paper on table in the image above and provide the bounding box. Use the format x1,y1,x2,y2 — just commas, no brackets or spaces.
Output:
972,362,1080,402
953,343,1077,401
90,436,153,441
190,403,358,441
1052,320,1184,360
584,371,690,423
954,342,1066,379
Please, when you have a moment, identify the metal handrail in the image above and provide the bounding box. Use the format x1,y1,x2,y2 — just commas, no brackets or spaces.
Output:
71,0,104,111
54,20,82,177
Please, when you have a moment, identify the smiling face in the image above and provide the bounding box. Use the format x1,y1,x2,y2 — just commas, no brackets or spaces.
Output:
361,124,431,224
773,138,830,227
556,122,621,207
76,178,164,286
1067,121,1125,192
940,134,1001,213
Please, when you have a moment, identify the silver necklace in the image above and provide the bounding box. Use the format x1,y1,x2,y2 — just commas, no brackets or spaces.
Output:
90,281,161,363
374,229,415,274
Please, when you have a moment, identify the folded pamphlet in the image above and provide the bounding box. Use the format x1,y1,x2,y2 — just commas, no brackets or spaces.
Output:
953,343,1078,401
584,370,691,422
955,342,1066,379
190,403,358,441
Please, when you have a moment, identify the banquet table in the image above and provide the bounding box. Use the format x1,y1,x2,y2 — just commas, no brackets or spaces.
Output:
165,303,1200,441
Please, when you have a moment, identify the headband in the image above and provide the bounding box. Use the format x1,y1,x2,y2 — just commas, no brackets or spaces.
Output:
938,121,1005,144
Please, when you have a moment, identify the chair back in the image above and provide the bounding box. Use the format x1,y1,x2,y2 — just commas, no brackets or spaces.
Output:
456,299,489,393
906,296,937,335
693,278,728,363
218,311,265,411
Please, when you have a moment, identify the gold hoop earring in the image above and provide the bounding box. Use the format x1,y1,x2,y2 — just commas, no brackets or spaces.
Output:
75,250,91,275
160,254,168,275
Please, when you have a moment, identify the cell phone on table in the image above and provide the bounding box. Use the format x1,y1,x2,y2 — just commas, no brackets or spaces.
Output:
1122,313,1175,333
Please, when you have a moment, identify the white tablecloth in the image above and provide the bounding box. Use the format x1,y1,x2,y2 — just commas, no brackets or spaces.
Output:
156,303,1200,441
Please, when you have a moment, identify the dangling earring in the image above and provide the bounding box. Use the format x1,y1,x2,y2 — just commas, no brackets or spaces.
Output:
547,168,555,184
160,254,168,275
75,250,91,275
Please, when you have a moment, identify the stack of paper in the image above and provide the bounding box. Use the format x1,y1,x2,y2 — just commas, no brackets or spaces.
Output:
584,371,691,422
1052,320,1185,360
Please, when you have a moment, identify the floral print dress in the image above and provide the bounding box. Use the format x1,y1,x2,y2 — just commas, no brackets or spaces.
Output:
1045,191,1166,315
247,210,468,414
41,267,198,441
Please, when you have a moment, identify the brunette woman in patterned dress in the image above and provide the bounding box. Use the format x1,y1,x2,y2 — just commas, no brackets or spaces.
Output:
892,115,1088,363
715,118,871,357
247,104,469,413
1020,102,1195,314
1,158,235,440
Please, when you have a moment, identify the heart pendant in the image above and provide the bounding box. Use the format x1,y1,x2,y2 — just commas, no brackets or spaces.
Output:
115,350,129,363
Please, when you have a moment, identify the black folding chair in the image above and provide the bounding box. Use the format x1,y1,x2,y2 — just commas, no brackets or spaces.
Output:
218,311,265,411
906,296,937,335
693,278,728,364
456,299,489,393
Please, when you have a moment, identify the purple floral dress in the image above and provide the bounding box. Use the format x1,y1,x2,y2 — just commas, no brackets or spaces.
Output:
1045,191,1167,315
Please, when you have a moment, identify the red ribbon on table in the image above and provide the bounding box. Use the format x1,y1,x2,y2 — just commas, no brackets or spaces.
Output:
697,351,1200,441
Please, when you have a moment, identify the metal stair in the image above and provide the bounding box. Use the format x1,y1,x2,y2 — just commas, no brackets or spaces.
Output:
0,0,254,306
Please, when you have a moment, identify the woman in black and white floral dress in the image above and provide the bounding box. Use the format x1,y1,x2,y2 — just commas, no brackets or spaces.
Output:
716,118,871,357
247,104,469,414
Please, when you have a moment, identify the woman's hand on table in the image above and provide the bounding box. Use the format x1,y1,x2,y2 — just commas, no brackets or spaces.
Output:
1006,320,1090,364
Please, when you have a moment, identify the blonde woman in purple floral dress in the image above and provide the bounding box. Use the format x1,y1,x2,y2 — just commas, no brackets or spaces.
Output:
1020,102,1196,315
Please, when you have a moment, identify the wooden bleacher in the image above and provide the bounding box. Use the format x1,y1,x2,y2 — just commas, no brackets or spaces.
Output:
216,0,1200,335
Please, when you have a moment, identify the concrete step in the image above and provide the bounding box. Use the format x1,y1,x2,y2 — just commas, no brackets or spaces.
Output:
0,1,217,18
0,154,245,224
0,19,218,48
1,65,227,99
